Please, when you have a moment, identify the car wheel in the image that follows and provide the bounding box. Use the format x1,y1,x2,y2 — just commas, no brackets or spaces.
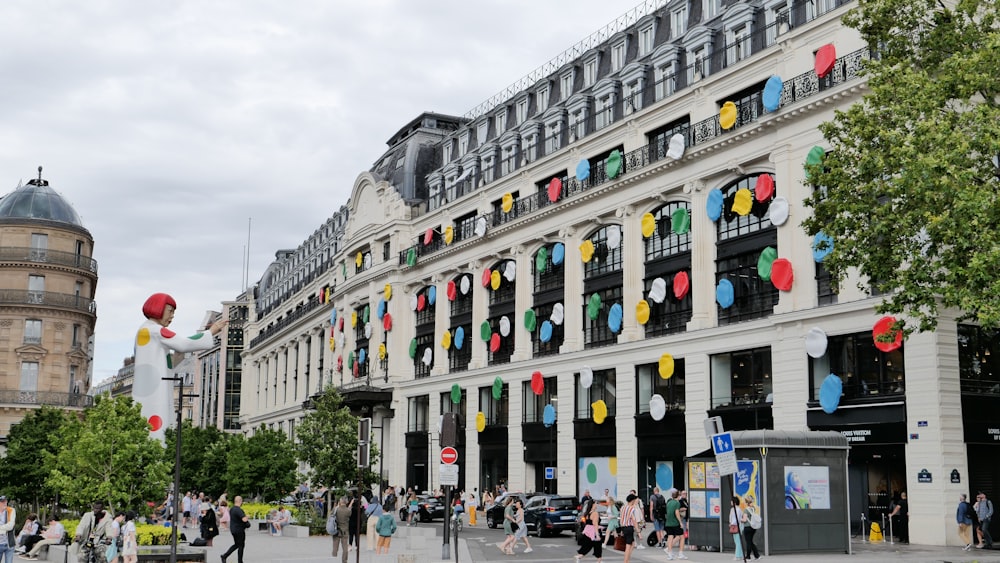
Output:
487,514,496,528
535,524,545,538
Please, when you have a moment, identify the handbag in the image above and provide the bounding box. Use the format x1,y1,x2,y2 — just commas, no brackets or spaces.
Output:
510,522,519,532
614,535,626,551
728,523,739,534
582,524,597,541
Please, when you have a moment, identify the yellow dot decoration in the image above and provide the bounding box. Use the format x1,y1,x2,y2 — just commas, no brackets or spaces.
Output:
592,400,608,424
384,284,393,301
580,240,595,263
502,193,514,213
351,311,358,328
137,327,151,346
378,343,387,360
355,252,363,267
490,270,501,290
636,300,651,325
476,412,487,432
658,353,675,379
444,225,454,245
733,188,753,216
720,101,737,130
641,213,656,238
441,330,452,350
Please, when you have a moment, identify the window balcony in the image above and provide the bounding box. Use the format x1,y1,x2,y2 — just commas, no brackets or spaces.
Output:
0,290,96,315
0,390,94,408
0,246,98,273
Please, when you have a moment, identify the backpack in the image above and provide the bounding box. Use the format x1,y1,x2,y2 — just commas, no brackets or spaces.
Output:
749,509,762,530
652,495,666,519
966,502,979,524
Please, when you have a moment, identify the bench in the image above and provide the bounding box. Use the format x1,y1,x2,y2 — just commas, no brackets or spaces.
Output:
282,525,310,537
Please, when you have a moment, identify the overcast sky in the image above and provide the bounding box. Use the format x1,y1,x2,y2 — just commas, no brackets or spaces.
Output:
1,0,637,385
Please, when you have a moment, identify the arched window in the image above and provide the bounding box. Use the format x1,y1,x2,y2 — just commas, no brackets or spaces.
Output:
643,202,693,336
583,225,624,348
531,243,565,356
715,175,778,324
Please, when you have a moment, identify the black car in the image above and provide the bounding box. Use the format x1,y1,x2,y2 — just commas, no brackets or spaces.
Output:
485,492,533,528
524,495,579,537
398,495,446,522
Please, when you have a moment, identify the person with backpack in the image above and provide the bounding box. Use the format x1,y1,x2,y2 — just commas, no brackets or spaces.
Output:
664,489,688,560
741,496,762,561
975,491,994,549
958,493,974,550
648,487,667,547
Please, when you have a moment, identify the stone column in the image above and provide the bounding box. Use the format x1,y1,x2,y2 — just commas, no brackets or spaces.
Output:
561,227,585,353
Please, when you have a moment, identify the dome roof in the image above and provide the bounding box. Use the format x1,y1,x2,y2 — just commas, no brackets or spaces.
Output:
0,172,84,227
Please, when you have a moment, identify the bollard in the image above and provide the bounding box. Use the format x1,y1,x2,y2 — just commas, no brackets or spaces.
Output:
860,513,867,543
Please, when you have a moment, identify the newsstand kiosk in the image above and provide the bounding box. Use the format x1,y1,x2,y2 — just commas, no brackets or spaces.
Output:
685,429,850,556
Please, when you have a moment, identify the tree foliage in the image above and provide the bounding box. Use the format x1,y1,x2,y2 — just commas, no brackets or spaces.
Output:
804,0,1000,332
164,420,228,496
0,406,69,505
223,427,297,502
47,395,170,513
295,387,379,489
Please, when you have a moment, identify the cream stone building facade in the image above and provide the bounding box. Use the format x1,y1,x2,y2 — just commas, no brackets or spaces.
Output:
0,169,97,438
238,0,996,547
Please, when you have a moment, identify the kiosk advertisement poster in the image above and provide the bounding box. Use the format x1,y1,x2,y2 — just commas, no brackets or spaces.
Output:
579,457,619,499
706,462,721,489
689,462,706,489
783,465,831,509
707,490,721,518
689,490,706,518
734,460,761,508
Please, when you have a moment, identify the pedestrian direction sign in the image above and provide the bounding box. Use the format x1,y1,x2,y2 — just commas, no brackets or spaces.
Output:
712,432,737,476
712,432,734,455
545,466,556,480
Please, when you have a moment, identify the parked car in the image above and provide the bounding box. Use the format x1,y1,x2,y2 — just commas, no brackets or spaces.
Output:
398,495,446,522
523,494,579,537
485,492,534,528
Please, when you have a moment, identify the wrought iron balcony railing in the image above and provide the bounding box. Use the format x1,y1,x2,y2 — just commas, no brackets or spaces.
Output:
0,290,96,315
0,247,98,273
0,389,94,408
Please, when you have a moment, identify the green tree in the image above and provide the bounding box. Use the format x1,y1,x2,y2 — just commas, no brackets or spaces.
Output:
164,420,227,495
804,0,1000,333
0,406,68,507
47,395,170,513
223,428,297,502
295,387,380,489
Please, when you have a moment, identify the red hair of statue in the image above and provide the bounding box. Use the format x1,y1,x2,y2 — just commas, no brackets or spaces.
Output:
142,293,177,320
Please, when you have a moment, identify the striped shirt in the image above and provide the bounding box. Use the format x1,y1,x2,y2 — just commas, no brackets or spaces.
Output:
619,503,639,527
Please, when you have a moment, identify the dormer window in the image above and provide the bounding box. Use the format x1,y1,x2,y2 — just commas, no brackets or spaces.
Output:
561,72,574,100
584,57,599,87
537,84,550,113
443,142,453,163
703,0,721,20
671,6,688,37
611,41,627,72
495,111,506,136
516,98,529,125
477,120,490,144
639,24,655,56
727,24,751,65
459,133,469,157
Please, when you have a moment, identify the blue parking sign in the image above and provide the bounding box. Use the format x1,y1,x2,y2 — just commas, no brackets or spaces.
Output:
545,466,556,480
712,432,734,455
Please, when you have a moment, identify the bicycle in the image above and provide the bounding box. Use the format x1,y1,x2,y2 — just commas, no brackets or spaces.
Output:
451,513,463,533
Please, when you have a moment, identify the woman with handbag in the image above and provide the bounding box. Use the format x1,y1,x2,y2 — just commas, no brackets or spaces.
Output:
729,496,744,561
575,500,603,563
498,497,517,555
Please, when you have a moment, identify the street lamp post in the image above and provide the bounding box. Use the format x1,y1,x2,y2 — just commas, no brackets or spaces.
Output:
163,375,198,563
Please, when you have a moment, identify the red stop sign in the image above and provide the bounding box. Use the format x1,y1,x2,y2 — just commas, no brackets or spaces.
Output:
441,446,458,464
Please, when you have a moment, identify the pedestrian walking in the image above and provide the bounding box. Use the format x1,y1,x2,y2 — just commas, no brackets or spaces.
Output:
958,493,974,551
575,499,602,563
729,496,744,561
512,498,532,553
602,495,619,545
498,497,517,555
664,489,688,560
619,494,642,563
327,497,351,563
375,511,397,554
976,491,994,549
220,496,248,563
467,492,478,526
741,497,761,561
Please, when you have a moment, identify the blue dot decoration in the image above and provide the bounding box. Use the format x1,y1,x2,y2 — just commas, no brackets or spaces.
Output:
716,279,735,308
576,159,591,181
707,189,725,222
455,326,465,350
539,320,553,343
542,404,557,427
552,243,565,265
377,299,386,320
762,75,784,112
819,373,843,414
608,303,623,333
813,232,833,263
427,285,437,305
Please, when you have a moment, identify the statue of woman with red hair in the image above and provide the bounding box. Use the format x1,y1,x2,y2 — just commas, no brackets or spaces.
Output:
133,293,227,441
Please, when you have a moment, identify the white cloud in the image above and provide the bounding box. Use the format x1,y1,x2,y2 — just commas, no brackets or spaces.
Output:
0,0,635,383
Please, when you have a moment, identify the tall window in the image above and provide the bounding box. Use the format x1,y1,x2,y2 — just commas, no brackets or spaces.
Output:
478,121,490,145
532,244,565,356
523,376,557,423
408,395,429,432
703,0,721,19
561,73,574,101
583,226,624,349
716,175,779,324
28,275,44,303
353,303,370,380
710,348,772,408
643,202,693,337
449,274,473,372
637,359,686,414
414,287,435,378
639,24,655,55
596,95,614,130
30,233,47,260
611,42,626,72
575,368,616,419
811,332,905,400
671,6,688,38
19,362,39,392
480,384,509,426
959,325,1000,394
440,389,467,419
537,85,550,113
495,111,506,137
584,58,598,87
516,98,529,124
487,260,516,366
23,319,42,345
648,117,691,163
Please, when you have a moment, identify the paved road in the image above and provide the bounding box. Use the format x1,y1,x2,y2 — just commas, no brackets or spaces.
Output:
94,521,1000,563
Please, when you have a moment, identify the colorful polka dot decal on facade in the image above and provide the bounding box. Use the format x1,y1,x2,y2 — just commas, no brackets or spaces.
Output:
720,102,737,130
762,75,784,112
873,316,903,352
814,43,837,78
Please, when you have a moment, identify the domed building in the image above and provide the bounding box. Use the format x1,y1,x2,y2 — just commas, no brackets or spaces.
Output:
0,167,97,440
